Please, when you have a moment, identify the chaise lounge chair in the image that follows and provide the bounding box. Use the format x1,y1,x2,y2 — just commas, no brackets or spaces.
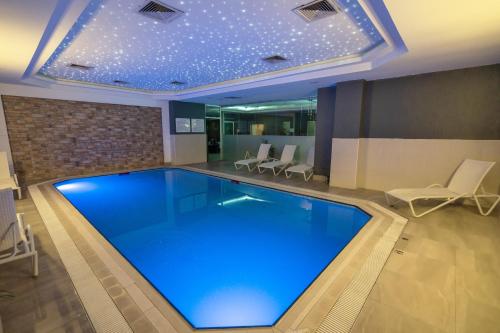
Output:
0,152,21,199
0,188,38,276
234,143,272,172
285,148,315,181
258,145,296,176
385,159,500,217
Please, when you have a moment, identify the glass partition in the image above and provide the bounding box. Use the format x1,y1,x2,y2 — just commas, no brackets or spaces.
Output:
220,98,316,163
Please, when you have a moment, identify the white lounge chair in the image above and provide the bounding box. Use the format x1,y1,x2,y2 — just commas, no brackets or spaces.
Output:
258,145,297,176
285,148,315,181
0,152,21,199
385,159,500,217
234,143,272,172
0,188,38,276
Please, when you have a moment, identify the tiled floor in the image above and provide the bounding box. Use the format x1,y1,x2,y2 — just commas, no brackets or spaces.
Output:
0,197,94,333
1,161,499,333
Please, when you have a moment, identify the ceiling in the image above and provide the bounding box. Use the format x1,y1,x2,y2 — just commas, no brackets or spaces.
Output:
191,0,500,105
1,0,499,105
38,0,383,91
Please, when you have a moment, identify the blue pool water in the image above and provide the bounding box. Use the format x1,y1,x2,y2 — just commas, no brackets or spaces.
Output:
55,168,371,328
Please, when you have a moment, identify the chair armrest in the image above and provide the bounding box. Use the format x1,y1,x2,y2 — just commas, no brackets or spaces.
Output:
244,151,256,159
17,213,26,230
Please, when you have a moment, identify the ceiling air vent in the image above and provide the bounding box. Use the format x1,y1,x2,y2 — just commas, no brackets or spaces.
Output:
138,0,184,24
262,55,288,64
170,80,185,85
113,80,129,84
224,96,242,100
67,63,94,70
293,0,342,23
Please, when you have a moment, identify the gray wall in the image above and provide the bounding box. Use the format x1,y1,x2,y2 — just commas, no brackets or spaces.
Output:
169,101,206,134
315,87,336,176
362,64,500,139
332,80,366,138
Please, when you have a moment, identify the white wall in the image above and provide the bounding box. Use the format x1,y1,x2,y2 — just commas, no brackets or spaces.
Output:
160,102,172,163
223,135,315,163
170,134,207,165
0,82,161,107
330,138,500,193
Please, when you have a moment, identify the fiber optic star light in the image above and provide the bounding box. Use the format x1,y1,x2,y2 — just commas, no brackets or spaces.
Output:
38,0,384,91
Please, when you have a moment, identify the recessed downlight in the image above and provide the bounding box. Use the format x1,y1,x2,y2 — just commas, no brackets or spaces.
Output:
67,63,94,70
262,55,288,64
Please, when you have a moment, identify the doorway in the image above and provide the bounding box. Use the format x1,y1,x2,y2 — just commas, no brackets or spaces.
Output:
205,105,222,161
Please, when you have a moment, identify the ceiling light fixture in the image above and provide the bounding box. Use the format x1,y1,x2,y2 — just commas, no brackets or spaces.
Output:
67,63,94,70
262,55,288,64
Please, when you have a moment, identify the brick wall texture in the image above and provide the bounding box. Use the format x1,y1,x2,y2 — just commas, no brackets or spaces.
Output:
2,95,164,186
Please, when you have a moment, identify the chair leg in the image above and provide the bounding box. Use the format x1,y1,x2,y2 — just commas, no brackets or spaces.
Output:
274,165,287,176
32,251,39,277
385,192,395,206
285,171,292,179
473,194,500,216
304,171,313,181
17,188,22,200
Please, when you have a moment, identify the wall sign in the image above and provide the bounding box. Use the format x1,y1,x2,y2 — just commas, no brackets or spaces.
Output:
175,118,191,133
191,118,205,133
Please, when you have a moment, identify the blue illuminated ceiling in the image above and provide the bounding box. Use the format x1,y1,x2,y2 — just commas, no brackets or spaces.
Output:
38,0,384,91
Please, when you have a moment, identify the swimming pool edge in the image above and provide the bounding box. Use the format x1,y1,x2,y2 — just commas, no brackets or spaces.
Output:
28,166,407,333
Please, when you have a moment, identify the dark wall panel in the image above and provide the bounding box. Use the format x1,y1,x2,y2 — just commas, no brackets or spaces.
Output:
169,101,206,134
315,87,336,176
363,64,500,139
332,80,366,138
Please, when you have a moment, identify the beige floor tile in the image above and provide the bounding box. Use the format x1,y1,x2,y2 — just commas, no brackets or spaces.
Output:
395,235,457,264
383,250,455,292
368,270,455,332
457,268,500,309
456,292,500,333
351,299,446,333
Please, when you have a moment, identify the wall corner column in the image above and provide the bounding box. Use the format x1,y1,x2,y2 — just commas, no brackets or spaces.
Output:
160,101,172,164
329,80,366,189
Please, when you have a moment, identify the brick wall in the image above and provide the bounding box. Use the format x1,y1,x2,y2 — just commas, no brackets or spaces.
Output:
1,95,164,186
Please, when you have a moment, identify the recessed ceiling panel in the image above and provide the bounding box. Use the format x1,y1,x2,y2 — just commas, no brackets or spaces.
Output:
38,0,384,91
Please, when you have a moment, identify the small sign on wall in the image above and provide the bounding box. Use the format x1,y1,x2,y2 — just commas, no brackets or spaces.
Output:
191,118,205,133
175,118,191,133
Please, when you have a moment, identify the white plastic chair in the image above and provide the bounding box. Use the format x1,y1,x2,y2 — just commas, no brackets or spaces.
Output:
385,159,500,217
0,188,38,276
0,152,21,199
258,145,297,176
285,148,314,181
234,144,272,172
